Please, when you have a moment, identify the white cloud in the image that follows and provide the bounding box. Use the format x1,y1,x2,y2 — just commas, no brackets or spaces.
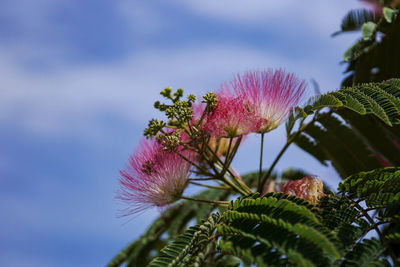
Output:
173,0,364,35
1,0,64,36
116,1,165,36
0,0,365,140
0,42,343,140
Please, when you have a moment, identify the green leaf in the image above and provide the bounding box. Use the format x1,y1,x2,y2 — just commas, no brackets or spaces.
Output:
383,7,398,23
385,232,400,243
218,195,340,266
336,9,376,34
339,167,400,208
337,110,400,166
293,132,328,166
362,22,377,41
305,94,343,111
299,114,383,178
107,204,184,267
148,213,221,267
342,238,386,266
295,79,400,128
319,195,370,251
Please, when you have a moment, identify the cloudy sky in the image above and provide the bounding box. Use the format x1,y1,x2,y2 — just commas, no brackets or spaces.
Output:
0,1,364,266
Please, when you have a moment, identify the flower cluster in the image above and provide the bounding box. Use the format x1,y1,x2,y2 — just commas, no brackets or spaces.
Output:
118,69,309,215
202,69,306,136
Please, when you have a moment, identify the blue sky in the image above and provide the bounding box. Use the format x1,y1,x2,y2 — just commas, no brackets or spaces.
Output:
0,1,364,266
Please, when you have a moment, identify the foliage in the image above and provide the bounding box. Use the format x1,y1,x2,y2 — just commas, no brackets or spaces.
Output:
109,3,400,266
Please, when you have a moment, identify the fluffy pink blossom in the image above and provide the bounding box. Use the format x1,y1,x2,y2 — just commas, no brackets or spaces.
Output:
281,175,324,204
231,69,306,133
204,93,264,138
118,138,193,216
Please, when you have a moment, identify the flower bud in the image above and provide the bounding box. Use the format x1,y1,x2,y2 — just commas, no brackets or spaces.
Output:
281,175,324,204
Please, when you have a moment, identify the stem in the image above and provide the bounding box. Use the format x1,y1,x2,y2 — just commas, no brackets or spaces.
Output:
353,201,400,265
175,151,211,176
365,206,387,212
213,159,250,195
226,136,242,168
203,142,226,172
200,147,244,194
214,138,221,155
354,202,382,238
189,177,217,181
224,137,233,169
107,239,138,267
202,137,250,195
189,181,230,190
257,136,295,192
258,114,316,192
258,133,265,191
195,106,209,129
221,176,248,195
180,195,229,206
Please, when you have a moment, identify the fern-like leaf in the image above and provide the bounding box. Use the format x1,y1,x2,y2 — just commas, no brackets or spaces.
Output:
303,79,400,126
148,213,221,267
341,238,386,266
332,9,376,37
218,195,340,266
339,167,400,208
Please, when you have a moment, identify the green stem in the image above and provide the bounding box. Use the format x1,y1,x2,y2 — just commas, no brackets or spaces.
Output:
180,195,229,206
189,177,217,181
223,137,233,169
258,133,265,191
213,160,249,195
202,137,250,195
175,151,211,176
189,181,230,190
226,136,242,168
221,175,248,195
106,240,137,267
257,135,295,192
258,114,316,192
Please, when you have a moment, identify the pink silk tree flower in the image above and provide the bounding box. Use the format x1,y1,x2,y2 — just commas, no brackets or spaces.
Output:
231,69,306,133
118,138,193,216
204,93,264,138
281,175,324,204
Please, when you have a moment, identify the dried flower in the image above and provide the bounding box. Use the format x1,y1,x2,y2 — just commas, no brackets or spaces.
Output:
118,138,193,215
204,93,263,138
230,69,306,133
281,175,324,204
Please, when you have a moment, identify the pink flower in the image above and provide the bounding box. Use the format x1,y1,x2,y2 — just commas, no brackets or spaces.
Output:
281,175,324,204
231,69,306,133
204,92,264,138
118,138,193,216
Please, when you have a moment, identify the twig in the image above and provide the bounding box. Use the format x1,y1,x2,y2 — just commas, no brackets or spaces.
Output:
180,196,229,206
189,181,230,190
257,133,265,191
